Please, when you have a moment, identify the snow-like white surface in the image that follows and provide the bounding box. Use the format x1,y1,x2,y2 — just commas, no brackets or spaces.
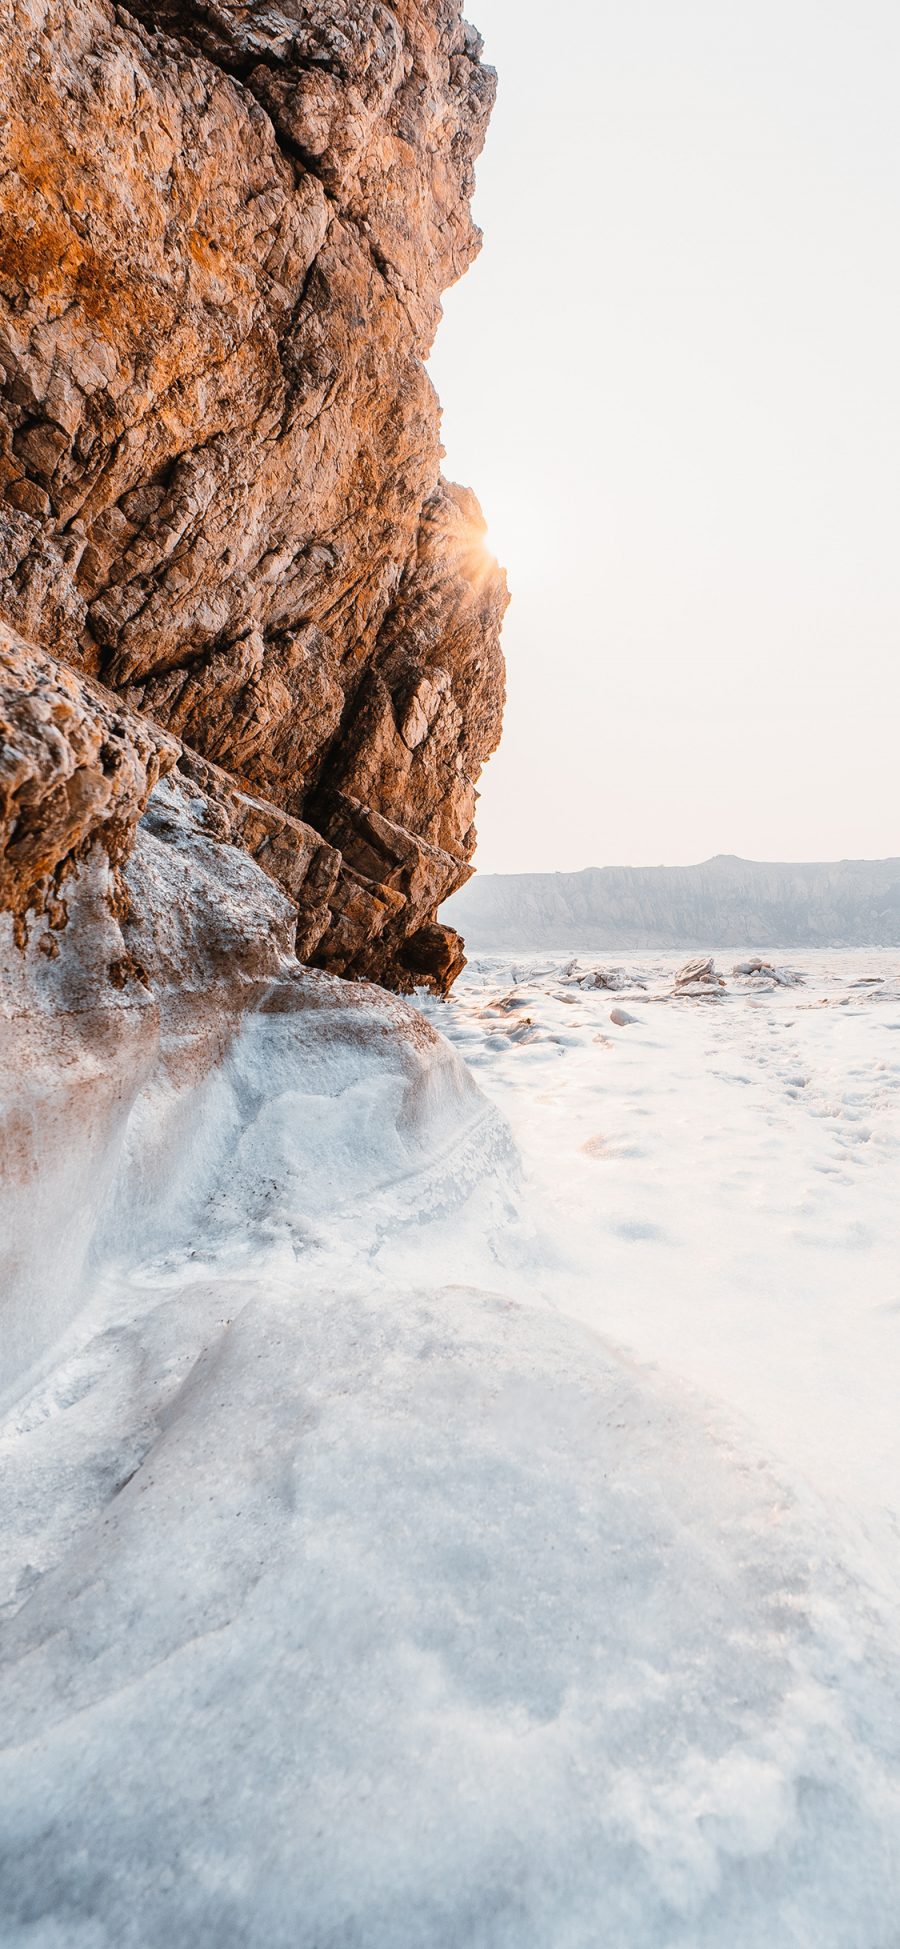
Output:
420,953,900,1561
3,949,900,1943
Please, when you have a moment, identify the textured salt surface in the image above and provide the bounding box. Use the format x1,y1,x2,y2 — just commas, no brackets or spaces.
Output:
418,952,900,1558
2,952,900,1944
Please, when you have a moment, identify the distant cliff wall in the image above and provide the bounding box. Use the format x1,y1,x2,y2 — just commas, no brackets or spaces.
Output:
443,857,900,950
0,0,507,991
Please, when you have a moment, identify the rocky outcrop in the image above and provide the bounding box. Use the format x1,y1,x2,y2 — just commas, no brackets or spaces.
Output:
0,619,178,944
0,0,506,990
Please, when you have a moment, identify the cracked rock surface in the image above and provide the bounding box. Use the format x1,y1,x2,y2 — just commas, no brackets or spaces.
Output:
0,0,506,990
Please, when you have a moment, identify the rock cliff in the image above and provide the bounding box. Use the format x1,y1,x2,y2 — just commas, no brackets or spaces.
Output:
0,0,507,992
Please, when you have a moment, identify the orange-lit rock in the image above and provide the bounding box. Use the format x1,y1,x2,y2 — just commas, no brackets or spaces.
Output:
0,0,506,990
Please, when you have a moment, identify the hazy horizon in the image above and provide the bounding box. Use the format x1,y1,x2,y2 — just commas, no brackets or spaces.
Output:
455,848,900,878
431,0,900,875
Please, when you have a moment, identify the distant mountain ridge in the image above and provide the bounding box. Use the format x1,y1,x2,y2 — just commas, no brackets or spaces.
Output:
443,856,900,950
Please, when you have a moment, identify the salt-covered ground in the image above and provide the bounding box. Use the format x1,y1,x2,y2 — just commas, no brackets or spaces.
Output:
418,952,900,1578
3,948,900,1944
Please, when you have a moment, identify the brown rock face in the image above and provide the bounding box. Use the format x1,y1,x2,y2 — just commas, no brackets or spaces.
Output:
0,618,177,944
0,0,506,990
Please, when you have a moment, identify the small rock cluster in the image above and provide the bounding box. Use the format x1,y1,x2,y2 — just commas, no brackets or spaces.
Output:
732,958,805,987
674,957,726,994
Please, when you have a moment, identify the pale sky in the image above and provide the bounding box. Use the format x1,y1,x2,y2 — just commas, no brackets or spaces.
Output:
429,0,900,872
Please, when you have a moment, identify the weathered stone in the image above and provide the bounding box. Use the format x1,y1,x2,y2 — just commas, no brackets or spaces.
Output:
0,619,178,943
399,919,467,989
174,743,341,957
675,957,724,990
0,0,507,990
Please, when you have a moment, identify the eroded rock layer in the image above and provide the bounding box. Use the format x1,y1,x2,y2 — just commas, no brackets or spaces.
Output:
0,0,506,989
